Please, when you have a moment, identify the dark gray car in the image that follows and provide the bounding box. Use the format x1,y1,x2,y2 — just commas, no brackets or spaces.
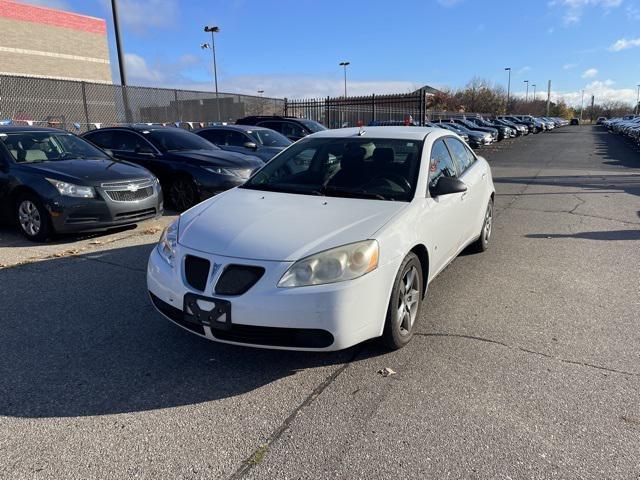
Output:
195,125,292,162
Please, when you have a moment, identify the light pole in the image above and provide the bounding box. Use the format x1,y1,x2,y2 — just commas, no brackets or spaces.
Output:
339,61,350,98
505,67,511,113
524,80,529,102
532,84,537,101
257,90,264,114
111,0,132,123
203,25,220,122
580,89,585,121
636,84,640,115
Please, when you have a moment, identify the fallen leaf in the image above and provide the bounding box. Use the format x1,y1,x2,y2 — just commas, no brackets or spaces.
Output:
377,367,396,377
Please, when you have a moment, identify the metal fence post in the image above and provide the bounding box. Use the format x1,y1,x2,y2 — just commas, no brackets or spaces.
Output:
284,98,288,116
326,96,330,128
81,82,90,128
371,94,376,124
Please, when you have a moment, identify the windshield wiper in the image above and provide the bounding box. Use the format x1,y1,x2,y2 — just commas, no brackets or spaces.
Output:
321,185,389,200
241,184,323,196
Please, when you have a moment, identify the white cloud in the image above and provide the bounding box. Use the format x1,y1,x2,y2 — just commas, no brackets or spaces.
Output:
563,63,579,70
550,0,623,25
512,81,635,107
516,66,531,76
609,37,640,51
125,53,165,82
437,0,463,6
582,68,598,78
626,4,640,19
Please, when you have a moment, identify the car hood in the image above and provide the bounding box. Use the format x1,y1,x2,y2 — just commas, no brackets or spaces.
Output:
168,150,262,168
178,187,407,261
23,159,153,185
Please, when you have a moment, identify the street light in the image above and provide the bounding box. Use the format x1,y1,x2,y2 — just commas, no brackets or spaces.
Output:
524,80,529,102
580,89,585,121
505,67,511,113
532,84,537,101
339,61,350,98
257,90,265,114
203,25,220,122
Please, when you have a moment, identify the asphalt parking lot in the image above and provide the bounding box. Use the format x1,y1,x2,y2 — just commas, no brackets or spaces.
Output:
1,125,639,479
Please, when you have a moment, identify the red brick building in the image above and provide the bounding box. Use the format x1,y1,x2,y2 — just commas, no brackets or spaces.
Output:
0,0,111,83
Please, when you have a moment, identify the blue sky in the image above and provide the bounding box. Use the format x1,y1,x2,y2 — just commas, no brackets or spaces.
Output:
21,0,640,105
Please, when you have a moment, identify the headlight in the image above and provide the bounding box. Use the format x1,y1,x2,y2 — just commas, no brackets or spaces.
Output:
157,219,179,266
46,178,95,198
204,166,252,179
278,240,379,288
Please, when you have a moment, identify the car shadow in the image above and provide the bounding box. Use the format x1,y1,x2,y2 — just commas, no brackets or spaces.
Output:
0,209,177,249
0,244,382,418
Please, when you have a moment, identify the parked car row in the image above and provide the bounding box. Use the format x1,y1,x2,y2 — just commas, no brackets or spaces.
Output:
423,114,569,149
602,115,640,143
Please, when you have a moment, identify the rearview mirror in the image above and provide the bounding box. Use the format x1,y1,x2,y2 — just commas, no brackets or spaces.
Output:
243,141,258,150
429,176,467,197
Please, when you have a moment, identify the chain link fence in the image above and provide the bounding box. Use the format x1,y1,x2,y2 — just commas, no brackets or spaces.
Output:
0,74,285,132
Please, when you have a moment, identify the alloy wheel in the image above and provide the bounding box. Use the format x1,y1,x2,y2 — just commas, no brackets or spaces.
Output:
170,179,196,211
18,200,41,237
484,202,493,243
397,265,420,336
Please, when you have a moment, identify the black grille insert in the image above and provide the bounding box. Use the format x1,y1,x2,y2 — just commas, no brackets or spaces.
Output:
105,186,154,202
215,265,265,295
184,255,210,292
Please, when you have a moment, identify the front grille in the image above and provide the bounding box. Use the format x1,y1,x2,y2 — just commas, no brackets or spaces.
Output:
105,186,154,202
114,208,156,220
215,265,265,296
184,255,210,292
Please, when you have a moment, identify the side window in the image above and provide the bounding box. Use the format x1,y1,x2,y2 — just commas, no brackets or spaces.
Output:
429,139,458,188
444,137,475,173
258,121,283,133
84,130,112,148
227,131,250,147
280,122,306,138
198,129,225,145
112,131,153,153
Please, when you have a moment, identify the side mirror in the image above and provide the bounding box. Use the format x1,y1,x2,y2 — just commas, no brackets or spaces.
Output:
243,141,258,150
429,176,467,197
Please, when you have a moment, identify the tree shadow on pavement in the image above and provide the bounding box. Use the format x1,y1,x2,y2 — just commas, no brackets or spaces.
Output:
0,244,378,418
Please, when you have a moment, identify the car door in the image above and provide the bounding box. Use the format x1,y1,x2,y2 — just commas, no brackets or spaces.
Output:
109,131,160,175
0,148,12,220
422,138,466,275
444,137,487,244
223,130,255,156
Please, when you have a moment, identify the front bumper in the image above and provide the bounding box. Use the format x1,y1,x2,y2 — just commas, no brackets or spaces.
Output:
147,245,400,351
45,187,163,233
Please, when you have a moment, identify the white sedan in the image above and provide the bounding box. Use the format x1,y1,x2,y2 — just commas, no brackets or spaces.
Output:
147,126,495,351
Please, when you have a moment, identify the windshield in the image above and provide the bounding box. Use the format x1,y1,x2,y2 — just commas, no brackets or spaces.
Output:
241,137,423,202
0,131,109,163
248,129,292,147
144,128,220,152
299,120,327,133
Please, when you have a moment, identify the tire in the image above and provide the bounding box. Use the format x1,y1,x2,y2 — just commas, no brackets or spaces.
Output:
468,198,494,253
169,177,198,211
382,252,423,350
16,193,52,242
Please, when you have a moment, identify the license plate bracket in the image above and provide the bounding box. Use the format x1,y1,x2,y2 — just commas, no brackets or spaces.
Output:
183,293,232,331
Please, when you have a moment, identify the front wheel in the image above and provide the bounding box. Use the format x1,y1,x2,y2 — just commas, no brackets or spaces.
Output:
16,193,52,242
169,177,198,211
382,252,423,350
